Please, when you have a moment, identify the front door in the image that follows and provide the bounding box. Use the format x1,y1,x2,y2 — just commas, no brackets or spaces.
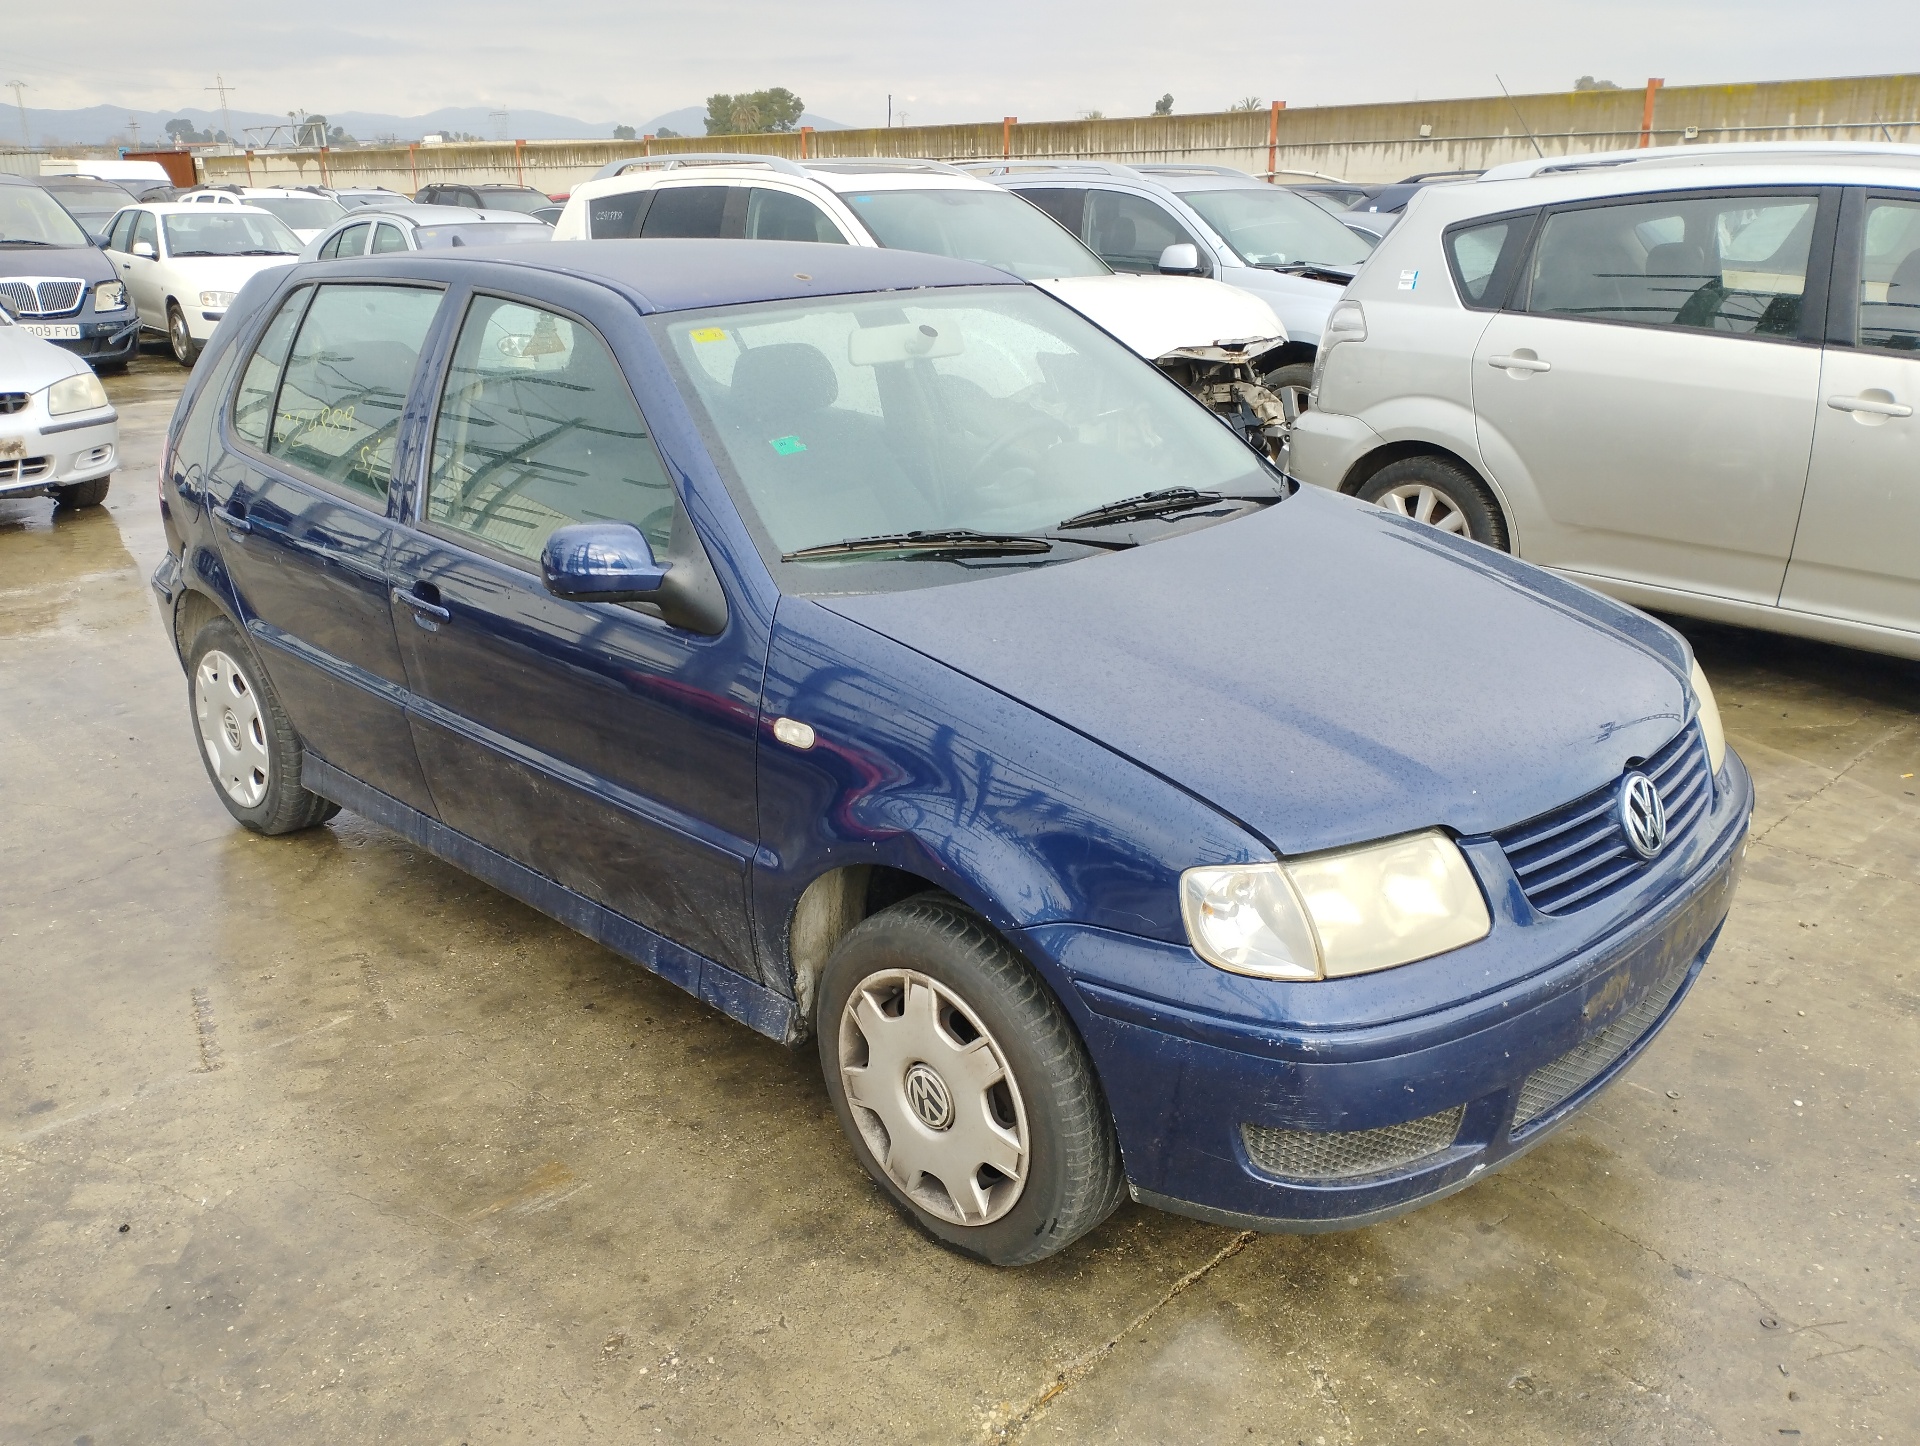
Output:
1780,190,1920,636
201,280,446,812
121,211,164,324
386,287,765,979
1472,188,1831,605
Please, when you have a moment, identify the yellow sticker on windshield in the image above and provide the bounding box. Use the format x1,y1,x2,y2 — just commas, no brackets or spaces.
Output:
690,327,727,343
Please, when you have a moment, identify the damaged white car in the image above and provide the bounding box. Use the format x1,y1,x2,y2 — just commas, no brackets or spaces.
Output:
555,155,1293,455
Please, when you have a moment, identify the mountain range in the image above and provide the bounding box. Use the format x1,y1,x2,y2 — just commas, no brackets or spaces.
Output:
6,104,851,149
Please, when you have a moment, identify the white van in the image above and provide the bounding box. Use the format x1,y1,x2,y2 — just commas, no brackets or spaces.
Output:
41,159,176,187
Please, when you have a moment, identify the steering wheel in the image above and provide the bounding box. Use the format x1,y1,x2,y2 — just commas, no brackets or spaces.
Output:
962,414,1069,487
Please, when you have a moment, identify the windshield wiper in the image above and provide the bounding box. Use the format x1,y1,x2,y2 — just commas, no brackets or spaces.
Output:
1055,487,1231,530
0,239,55,247
782,528,1054,562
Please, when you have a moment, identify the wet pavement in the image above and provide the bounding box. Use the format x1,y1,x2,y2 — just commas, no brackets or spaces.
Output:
3,350,1916,1444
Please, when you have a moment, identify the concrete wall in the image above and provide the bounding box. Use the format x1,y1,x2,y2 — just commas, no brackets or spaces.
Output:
205,73,1920,197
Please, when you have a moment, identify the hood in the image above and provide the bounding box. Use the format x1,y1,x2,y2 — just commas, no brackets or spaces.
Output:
0,325,91,388
0,243,115,284
823,487,1690,856
1213,265,1346,347
1033,273,1285,360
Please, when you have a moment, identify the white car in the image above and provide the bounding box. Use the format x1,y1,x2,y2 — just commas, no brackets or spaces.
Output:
101,204,302,366
179,187,346,243
556,155,1297,451
0,300,118,508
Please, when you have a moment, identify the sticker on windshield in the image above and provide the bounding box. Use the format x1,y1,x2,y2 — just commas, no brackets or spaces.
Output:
769,435,807,456
690,327,728,343
1398,269,1419,291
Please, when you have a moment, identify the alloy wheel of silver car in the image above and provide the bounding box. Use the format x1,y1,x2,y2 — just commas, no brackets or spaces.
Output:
194,649,271,808
1373,482,1473,535
836,966,1030,1226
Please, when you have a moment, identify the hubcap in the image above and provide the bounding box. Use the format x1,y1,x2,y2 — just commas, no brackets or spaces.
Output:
837,968,1029,1226
171,312,190,359
1375,482,1471,535
194,649,270,808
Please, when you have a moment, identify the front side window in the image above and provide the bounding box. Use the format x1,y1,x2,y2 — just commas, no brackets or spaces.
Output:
1857,195,1920,352
162,210,301,258
133,212,159,254
106,210,137,252
1083,189,1202,274
843,187,1108,280
1176,186,1374,269
267,284,443,500
427,297,675,561
1527,191,1818,337
232,289,308,448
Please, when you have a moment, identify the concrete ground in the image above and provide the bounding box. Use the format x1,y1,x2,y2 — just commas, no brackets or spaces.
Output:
3,352,1916,1445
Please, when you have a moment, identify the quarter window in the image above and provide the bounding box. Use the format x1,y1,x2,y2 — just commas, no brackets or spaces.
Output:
426,297,675,562
1857,196,1920,352
1445,218,1518,307
232,290,307,448
1527,192,1818,337
267,284,443,500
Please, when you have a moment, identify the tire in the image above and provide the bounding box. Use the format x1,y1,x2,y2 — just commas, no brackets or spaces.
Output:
167,302,198,368
1265,360,1315,423
817,894,1125,1266
1355,454,1509,550
185,618,340,835
53,475,111,509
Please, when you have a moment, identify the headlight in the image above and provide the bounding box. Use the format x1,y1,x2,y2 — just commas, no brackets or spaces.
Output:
1181,830,1491,982
45,371,109,417
94,281,127,312
200,290,236,309
1690,659,1727,776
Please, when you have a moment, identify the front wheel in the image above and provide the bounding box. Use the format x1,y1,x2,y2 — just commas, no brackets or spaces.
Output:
186,618,339,835
1265,360,1315,423
818,895,1125,1266
1355,455,1509,550
167,302,198,368
54,475,111,509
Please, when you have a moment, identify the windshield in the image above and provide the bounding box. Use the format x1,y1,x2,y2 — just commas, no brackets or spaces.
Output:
0,185,92,247
412,222,552,248
250,196,345,231
843,188,1109,280
335,193,391,210
162,210,303,257
475,189,552,215
1178,186,1374,268
39,180,133,229
658,286,1273,588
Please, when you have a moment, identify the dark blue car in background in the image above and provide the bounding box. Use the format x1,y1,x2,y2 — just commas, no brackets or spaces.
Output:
150,239,1752,1265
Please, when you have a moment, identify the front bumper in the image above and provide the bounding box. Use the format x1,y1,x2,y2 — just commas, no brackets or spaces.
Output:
40,313,141,366
0,410,119,498
1025,748,1752,1231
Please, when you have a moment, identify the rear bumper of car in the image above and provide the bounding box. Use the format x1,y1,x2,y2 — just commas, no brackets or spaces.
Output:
0,411,119,497
1024,749,1752,1232
1287,406,1381,492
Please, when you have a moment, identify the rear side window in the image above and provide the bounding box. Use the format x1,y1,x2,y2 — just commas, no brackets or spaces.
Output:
1857,195,1920,352
320,221,370,260
370,222,408,253
1017,187,1088,235
639,186,734,238
426,296,676,561
1444,214,1532,309
588,189,653,238
232,290,308,448
744,187,844,243
1526,192,1818,337
267,284,443,500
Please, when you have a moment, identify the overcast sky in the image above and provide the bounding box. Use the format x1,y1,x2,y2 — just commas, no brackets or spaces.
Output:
12,0,1920,128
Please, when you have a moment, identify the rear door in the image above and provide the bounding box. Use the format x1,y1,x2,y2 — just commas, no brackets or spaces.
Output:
1779,189,1920,636
1472,187,1834,604
200,280,448,811
384,281,766,978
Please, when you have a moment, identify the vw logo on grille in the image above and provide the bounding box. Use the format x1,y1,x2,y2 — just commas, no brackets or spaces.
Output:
903,1062,954,1131
1618,771,1668,859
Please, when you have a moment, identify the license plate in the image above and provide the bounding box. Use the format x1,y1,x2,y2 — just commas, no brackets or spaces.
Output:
21,323,82,340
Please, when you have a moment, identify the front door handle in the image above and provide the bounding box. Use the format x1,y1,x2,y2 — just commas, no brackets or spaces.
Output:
1827,393,1912,418
392,585,451,623
1488,354,1552,374
210,502,250,535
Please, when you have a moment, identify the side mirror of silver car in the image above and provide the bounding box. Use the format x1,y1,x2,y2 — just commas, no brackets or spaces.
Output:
1157,243,1205,276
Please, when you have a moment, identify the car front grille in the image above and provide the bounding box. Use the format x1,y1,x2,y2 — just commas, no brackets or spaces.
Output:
0,456,53,482
1513,953,1694,1129
0,278,87,318
0,392,27,414
1243,1105,1466,1181
1493,724,1712,915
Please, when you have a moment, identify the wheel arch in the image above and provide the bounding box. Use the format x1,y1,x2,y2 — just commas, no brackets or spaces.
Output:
173,586,228,667
784,862,959,1032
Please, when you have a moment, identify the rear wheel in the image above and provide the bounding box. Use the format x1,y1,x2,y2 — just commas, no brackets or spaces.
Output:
186,619,339,835
817,894,1125,1266
167,302,198,368
54,476,111,509
1355,455,1509,550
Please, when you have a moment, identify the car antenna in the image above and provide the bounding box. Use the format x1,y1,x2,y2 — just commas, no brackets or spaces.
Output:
1494,75,1546,160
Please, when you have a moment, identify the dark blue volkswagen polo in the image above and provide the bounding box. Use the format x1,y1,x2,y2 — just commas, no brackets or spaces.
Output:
151,240,1751,1265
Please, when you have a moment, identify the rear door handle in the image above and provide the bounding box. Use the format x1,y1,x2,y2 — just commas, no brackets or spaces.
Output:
1827,393,1912,418
210,502,250,535
392,586,451,622
1488,354,1552,373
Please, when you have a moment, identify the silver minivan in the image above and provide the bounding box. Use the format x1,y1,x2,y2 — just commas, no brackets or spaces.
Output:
1291,143,1920,661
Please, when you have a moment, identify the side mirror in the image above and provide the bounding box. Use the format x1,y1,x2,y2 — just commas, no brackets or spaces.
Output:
132,241,156,259
1157,242,1206,276
92,232,110,248
540,522,669,603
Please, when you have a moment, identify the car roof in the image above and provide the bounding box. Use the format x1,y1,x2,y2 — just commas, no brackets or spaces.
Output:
571,154,996,204
128,202,279,216
1479,139,1920,183
299,237,1017,313
338,203,539,224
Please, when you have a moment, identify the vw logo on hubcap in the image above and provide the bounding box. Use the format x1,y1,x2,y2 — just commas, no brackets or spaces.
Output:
222,708,242,751
1619,771,1668,859
903,1062,954,1131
